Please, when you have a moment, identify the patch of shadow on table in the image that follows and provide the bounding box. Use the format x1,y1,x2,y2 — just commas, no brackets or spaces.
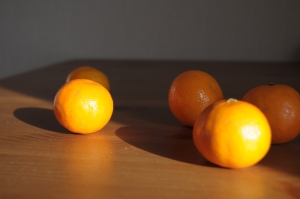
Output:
115,121,300,175
112,105,180,127
115,125,219,168
258,137,300,178
13,107,70,134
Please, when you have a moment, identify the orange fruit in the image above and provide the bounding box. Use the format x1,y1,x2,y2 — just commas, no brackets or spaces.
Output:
168,70,224,127
54,79,113,134
193,99,271,169
242,84,300,144
66,66,110,91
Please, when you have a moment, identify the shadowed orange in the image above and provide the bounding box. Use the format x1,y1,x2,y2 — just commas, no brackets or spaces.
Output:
168,70,223,127
242,84,300,144
66,66,110,91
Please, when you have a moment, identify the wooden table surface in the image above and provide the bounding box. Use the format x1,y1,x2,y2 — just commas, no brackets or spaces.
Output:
0,60,300,199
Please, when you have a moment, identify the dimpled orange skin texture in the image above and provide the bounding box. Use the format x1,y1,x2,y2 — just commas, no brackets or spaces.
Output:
193,99,271,169
242,84,300,144
168,70,224,127
54,79,113,134
66,66,110,91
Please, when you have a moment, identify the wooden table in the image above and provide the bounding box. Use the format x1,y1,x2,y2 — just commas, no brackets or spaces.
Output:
0,60,300,199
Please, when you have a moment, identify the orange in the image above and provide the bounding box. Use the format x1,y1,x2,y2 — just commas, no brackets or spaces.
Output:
54,79,113,134
66,66,110,91
193,99,271,169
242,84,300,144
168,70,224,127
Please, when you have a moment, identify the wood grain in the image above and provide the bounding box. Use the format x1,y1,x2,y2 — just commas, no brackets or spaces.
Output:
0,60,300,199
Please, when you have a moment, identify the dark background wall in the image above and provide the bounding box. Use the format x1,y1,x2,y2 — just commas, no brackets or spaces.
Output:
1,0,300,79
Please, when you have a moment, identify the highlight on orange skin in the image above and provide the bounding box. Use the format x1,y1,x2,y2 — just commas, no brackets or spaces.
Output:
193,98,271,169
54,79,113,134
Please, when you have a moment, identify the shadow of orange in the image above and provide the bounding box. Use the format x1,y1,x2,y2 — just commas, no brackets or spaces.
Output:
1,59,300,177
13,107,70,134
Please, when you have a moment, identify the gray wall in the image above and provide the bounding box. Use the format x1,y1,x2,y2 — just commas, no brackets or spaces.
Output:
1,1,300,79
